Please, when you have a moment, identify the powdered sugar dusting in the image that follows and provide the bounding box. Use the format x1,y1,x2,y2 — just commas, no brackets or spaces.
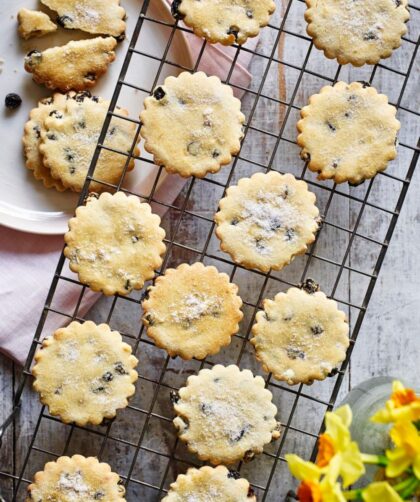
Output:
170,294,221,324
58,471,90,500
241,190,301,239
74,5,100,26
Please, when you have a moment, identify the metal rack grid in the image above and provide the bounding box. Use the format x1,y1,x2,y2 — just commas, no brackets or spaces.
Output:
1,0,419,499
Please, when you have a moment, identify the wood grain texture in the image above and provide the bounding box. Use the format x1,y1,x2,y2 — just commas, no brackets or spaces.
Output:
0,0,419,500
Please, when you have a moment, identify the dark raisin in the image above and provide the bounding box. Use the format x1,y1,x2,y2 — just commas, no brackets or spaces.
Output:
246,9,253,18
358,81,371,88
287,347,305,360
282,186,290,199
344,112,351,118
327,368,339,377
109,127,116,135
363,31,378,41
5,93,22,110
255,238,266,251
73,90,92,102
47,133,57,141
93,386,106,393
269,217,282,231
84,72,96,82
214,378,220,383
91,95,99,103
228,470,241,479
232,427,247,442
114,362,128,375
41,97,54,105
203,118,212,127
144,313,155,326
56,15,73,27
49,110,63,118
201,403,211,414
54,387,62,395
231,217,240,226
78,120,86,129
395,0,402,5
171,0,185,20
300,278,320,294
115,32,126,43
283,314,293,321
33,125,41,139
141,287,151,302
65,149,75,162
311,324,324,335
102,371,113,382
227,26,240,41
93,492,105,500
170,391,180,404
125,279,131,290
285,228,295,241
187,141,200,156
153,86,166,100
69,166,76,175
131,235,140,243
264,312,273,322
301,151,311,162
332,160,339,168
248,487,256,498
349,179,365,187
26,50,42,67
212,149,221,158
326,122,336,132
348,94,357,102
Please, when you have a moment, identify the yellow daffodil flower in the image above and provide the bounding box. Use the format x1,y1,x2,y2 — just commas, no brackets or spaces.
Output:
315,405,365,487
286,454,346,502
362,482,403,502
386,420,420,478
371,380,420,424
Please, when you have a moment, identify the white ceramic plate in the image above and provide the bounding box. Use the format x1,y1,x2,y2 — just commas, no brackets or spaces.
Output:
0,0,191,234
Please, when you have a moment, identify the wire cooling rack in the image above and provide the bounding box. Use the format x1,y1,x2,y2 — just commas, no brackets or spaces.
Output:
1,0,419,500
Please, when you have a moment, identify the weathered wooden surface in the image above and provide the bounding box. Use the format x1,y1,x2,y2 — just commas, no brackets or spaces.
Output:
1,0,419,500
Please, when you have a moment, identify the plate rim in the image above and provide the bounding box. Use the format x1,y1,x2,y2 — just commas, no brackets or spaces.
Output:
0,0,193,235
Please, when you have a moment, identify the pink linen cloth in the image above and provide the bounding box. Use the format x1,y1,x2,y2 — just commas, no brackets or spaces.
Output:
0,30,258,365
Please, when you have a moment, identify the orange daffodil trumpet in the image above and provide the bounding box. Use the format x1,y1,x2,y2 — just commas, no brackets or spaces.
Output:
286,381,420,502
315,405,365,487
371,380,420,424
286,454,346,502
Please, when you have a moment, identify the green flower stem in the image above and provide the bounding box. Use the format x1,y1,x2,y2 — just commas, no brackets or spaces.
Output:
360,453,388,467
343,489,363,500
397,477,420,499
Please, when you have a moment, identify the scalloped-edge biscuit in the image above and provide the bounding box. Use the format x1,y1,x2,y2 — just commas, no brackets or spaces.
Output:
140,71,245,178
305,0,410,67
39,93,138,192
215,171,320,273
24,37,117,91
26,454,125,501
18,8,57,40
162,465,256,502
64,192,166,296
172,0,276,46
173,364,281,465
32,321,138,426
251,286,349,385
142,262,243,360
297,81,400,185
23,93,68,191
41,0,126,37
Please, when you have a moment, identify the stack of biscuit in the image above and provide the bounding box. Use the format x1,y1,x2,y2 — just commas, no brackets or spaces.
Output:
23,91,139,192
